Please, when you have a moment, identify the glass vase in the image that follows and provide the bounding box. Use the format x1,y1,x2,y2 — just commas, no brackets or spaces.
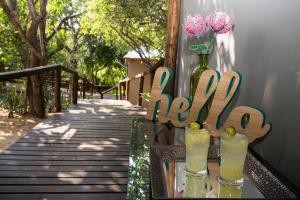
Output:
189,54,211,122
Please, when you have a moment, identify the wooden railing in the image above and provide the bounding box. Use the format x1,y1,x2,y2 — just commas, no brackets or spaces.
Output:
0,64,92,113
119,58,164,107
99,86,118,100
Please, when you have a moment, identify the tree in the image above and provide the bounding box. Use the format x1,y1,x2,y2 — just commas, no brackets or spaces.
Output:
0,11,26,71
81,0,167,67
81,34,125,94
0,0,84,118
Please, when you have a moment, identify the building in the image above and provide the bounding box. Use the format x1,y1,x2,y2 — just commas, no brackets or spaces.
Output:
124,49,159,79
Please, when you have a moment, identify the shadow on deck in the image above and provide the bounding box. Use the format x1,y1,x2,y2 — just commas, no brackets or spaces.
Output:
0,99,145,200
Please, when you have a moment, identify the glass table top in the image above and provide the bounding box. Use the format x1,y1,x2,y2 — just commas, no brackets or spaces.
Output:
164,161,264,199
126,118,296,199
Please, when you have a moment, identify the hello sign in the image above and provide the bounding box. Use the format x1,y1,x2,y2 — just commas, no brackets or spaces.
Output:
146,67,271,142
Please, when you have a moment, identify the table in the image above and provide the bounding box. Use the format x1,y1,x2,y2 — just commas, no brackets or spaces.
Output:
126,118,296,199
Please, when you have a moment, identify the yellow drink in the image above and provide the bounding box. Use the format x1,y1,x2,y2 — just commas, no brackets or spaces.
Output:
220,133,248,184
184,173,206,198
218,183,242,198
185,124,210,174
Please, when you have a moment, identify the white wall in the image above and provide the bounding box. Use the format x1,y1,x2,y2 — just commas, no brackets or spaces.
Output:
176,0,300,191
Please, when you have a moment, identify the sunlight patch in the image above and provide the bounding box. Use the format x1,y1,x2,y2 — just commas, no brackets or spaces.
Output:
62,129,77,140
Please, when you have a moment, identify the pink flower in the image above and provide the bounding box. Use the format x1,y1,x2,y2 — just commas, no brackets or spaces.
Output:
206,12,234,34
184,15,207,37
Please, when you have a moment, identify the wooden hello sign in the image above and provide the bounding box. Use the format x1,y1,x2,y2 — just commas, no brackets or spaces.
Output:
146,67,271,142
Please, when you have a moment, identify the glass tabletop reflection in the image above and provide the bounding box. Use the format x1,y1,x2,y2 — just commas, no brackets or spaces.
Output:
166,161,264,199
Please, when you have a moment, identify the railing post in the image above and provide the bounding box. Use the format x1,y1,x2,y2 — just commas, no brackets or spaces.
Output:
126,80,130,101
118,82,122,100
115,86,118,100
138,75,144,106
82,80,86,99
91,84,94,96
79,80,83,98
72,73,78,105
54,68,61,112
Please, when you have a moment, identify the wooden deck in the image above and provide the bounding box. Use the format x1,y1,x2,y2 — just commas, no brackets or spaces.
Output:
0,99,145,200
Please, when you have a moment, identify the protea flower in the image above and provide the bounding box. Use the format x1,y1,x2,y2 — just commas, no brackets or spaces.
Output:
206,12,234,34
184,15,207,37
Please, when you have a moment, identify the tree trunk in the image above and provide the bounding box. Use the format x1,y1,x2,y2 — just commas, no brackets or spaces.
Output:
68,59,78,103
0,62,4,72
26,50,46,118
31,74,45,118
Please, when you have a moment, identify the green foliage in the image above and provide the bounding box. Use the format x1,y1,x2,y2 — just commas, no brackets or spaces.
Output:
43,87,70,113
0,86,71,117
82,34,117,70
0,12,25,70
140,92,151,102
43,87,54,113
81,0,167,67
76,34,127,84
0,88,26,118
61,93,70,110
97,66,127,86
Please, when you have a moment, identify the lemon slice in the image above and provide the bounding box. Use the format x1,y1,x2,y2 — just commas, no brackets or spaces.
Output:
190,122,200,131
226,127,236,137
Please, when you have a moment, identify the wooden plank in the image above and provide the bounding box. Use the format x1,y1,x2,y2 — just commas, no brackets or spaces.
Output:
13,141,130,146
10,143,130,148
0,160,128,166
31,127,131,131
7,146,129,152
46,119,133,123
39,121,133,125
26,133,131,137
0,171,128,178
0,177,128,185
48,113,138,117
26,132,131,136
19,136,130,142
0,193,126,200
29,129,132,133
21,136,130,141
28,130,132,135
164,0,181,96
20,136,130,141
23,136,130,140
0,185,127,193
0,155,128,161
0,165,128,171
15,139,130,144
2,151,129,156
32,125,131,129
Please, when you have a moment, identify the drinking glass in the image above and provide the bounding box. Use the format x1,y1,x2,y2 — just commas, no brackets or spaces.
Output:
185,124,210,175
218,182,243,198
218,131,248,186
184,173,207,198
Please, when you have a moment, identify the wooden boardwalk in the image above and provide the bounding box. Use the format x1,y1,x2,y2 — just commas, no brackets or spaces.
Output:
0,99,145,200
